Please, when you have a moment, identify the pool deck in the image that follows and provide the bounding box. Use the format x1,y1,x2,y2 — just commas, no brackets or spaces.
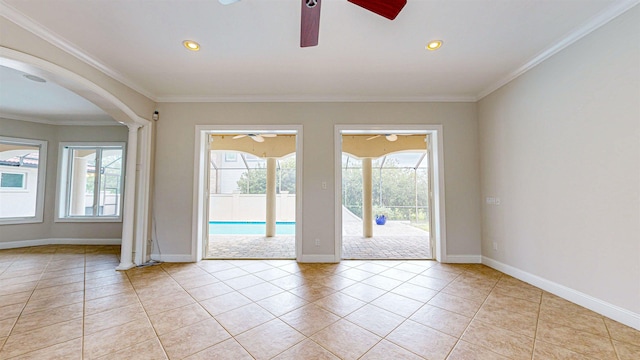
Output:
206,219,431,260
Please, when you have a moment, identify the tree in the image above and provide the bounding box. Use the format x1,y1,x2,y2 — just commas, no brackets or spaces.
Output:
236,156,296,194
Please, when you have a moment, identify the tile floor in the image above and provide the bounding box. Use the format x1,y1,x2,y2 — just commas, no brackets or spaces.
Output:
0,245,639,359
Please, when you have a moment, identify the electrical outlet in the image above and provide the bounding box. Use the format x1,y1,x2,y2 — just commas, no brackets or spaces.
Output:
315,238,320,246
321,181,327,190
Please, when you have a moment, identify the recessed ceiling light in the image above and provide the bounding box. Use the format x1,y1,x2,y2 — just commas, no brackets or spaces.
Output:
182,40,200,51
23,74,47,83
426,40,443,51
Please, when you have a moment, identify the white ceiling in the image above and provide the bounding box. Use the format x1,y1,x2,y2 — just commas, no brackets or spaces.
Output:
0,0,637,115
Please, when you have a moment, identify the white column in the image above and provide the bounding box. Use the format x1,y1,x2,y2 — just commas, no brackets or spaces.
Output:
117,123,141,271
266,157,277,237
70,157,88,215
362,157,373,238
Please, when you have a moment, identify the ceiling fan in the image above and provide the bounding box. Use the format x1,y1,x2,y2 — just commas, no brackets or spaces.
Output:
232,134,277,143
366,134,412,142
218,0,407,47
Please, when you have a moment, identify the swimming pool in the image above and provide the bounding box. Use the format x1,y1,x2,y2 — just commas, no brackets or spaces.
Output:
209,221,296,235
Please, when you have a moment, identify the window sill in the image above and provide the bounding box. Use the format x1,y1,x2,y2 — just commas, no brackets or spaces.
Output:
0,217,43,226
55,217,122,223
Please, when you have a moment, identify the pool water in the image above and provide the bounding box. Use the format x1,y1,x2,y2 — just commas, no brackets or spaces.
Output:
209,221,296,235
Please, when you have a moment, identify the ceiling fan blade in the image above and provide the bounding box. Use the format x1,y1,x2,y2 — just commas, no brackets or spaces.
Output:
301,0,321,47
218,0,240,5
233,134,248,139
347,0,407,20
261,134,278,138
386,134,398,141
366,135,382,140
251,135,265,143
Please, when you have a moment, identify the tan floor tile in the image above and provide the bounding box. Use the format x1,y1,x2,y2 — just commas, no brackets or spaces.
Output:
475,303,538,337
288,283,336,302
539,304,608,337
223,274,266,290
447,340,510,360
256,291,308,316
379,267,419,281
84,273,129,289
200,291,252,316
0,273,41,286
84,282,136,301
29,281,84,301
407,274,451,290
428,292,483,317
280,303,340,336
12,302,83,334
149,303,211,335
371,292,423,317
139,289,195,315
314,275,358,290
215,303,275,335
442,281,492,301
533,340,594,359
461,320,534,359
22,290,84,314
8,337,82,360
0,303,24,321
272,338,339,360
159,318,230,358
0,317,17,337
0,280,38,296
484,290,540,317
0,318,82,358
387,319,457,359
614,340,640,360
310,319,381,360
210,267,249,281
0,336,6,350
35,273,85,289
84,303,148,335
345,304,405,337
184,338,253,360
536,319,616,359
41,266,85,280
235,319,305,360
605,318,640,346
254,267,291,281
0,291,31,307
394,262,431,274
84,292,140,315
313,292,366,317
391,282,439,302
269,274,307,290
340,283,386,302
360,274,404,291
174,274,218,290
339,268,375,281
422,268,460,281
96,338,168,360
238,281,284,301
410,304,471,337
84,319,157,358
186,281,234,301
360,339,423,359
493,282,542,303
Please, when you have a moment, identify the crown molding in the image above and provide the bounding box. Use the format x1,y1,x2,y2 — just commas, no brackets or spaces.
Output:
155,94,477,103
476,0,640,100
0,1,157,101
0,112,121,126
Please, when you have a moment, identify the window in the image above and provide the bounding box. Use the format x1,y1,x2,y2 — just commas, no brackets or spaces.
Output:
57,143,125,221
0,136,47,224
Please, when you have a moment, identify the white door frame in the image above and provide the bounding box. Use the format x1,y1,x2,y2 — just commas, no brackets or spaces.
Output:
192,125,303,261
334,125,447,262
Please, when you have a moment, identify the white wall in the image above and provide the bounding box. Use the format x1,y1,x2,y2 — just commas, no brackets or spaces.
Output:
153,102,481,259
478,6,639,321
210,194,296,222
0,166,38,218
0,118,127,244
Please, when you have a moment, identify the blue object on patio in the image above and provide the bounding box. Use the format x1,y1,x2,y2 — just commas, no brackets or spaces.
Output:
375,215,387,225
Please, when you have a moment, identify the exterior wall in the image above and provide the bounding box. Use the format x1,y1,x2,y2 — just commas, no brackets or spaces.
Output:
0,165,38,217
478,7,640,317
153,102,481,259
0,118,127,244
210,193,296,222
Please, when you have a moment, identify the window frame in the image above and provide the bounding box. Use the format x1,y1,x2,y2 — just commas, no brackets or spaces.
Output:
0,136,47,225
56,142,126,223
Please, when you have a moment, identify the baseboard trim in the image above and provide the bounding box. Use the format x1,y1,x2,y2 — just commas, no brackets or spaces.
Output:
482,256,640,330
150,253,194,263
299,254,339,263
445,255,482,263
0,238,121,249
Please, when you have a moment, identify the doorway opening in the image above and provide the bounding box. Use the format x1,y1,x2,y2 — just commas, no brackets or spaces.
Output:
194,127,302,261
335,126,446,262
